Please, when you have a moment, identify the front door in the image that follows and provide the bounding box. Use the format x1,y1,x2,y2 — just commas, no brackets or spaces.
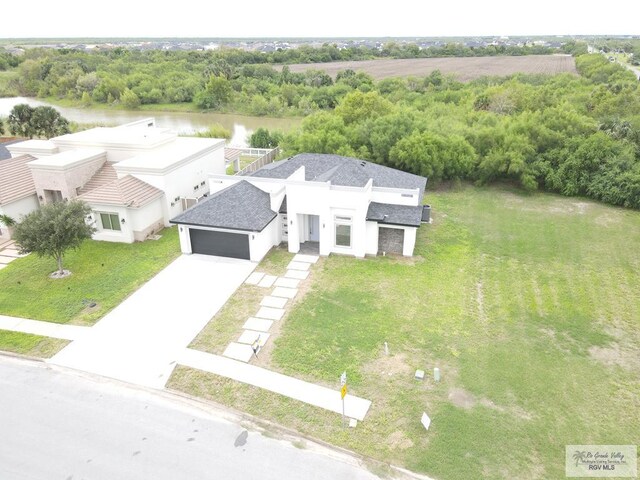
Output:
308,215,320,242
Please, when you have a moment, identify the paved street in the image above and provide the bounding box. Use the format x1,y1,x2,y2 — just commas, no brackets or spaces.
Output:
0,356,379,480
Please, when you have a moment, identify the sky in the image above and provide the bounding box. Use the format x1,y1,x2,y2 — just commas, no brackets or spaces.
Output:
2,0,639,39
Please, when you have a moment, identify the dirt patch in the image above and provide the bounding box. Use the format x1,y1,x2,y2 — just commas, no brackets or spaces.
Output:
363,352,413,378
277,55,577,81
589,343,640,371
387,430,414,451
449,388,533,420
448,388,476,409
594,213,622,227
49,269,71,279
572,202,589,214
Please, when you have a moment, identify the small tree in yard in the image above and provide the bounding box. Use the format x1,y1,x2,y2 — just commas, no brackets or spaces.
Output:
13,200,96,278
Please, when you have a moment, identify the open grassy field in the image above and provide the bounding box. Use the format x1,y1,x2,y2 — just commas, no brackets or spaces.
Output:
169,185,640,479
0,227,180,325
280,55,578,81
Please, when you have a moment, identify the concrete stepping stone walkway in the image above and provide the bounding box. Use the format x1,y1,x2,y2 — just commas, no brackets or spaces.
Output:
271,287,298,299
287,261,310,271
293,254,319,264
179,348,372,421
223,343,254,363
257,275,277,288
255,307,285,321
245,272,265,285
237,330,270,346
243,318,273,332
260,296,288,309
274,277,300,289
285,270,309,280
223,253,320,363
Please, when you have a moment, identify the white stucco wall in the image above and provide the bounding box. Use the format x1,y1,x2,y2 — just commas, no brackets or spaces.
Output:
90,205,134,243
371,187,422,206
89,199,164,243
128,147,225,223
402,226,417,257
249,220,278,262
177,225,192,254
365,221,379,256
0,194,40,222
128,198,165,241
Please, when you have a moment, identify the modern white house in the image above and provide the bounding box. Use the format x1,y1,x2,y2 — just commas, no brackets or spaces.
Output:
1,119,225,243
171,153,428,261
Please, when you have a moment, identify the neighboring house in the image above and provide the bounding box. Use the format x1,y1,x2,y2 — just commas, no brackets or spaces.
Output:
0,154,40,241
171,153,428,261
4,118,225,243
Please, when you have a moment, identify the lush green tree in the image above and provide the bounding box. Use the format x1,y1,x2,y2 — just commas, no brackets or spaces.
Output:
335,90,392,124
31,106,70,138
249,128,283,148
13,200,96,276
120,88,141,109
390,131,476,181
8,104,35,138
194,75,233,109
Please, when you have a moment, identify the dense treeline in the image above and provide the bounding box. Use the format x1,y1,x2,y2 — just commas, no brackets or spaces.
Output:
278,54,640,208
3,45,639,208
1,41,579,114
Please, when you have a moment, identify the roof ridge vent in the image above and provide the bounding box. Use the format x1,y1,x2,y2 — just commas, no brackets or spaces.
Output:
360,161,366,167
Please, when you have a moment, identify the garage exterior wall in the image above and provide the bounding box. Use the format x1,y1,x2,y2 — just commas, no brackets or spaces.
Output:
177,220,277,262
249,219,278,262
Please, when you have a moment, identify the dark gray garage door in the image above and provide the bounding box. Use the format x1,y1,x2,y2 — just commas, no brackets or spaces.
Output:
378,227,404,255
190,228,250,259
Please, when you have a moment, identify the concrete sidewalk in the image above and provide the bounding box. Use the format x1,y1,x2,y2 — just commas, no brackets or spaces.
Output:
0,315,90,341
178,348,372,421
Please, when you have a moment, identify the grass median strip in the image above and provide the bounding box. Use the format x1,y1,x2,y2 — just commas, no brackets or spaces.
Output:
0,330,69,358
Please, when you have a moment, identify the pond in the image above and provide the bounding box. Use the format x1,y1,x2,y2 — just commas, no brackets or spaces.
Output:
0,97,302,147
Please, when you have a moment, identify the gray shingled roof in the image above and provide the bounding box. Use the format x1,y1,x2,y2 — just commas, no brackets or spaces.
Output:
253,153,427,197
170,180,277,232
0,139,24,161
366,202,423,227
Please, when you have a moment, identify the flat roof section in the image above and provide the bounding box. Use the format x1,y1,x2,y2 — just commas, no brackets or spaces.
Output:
27,148,106,170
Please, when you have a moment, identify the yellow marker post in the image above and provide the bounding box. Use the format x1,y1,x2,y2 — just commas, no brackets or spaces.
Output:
340,384,347,427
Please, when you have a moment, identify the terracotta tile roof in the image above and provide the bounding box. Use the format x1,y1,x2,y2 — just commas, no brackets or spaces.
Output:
79,173,163,208
0,154,37,205
77,162,118,196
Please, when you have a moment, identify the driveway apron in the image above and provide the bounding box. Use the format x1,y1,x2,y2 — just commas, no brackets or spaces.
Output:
50,254,255,388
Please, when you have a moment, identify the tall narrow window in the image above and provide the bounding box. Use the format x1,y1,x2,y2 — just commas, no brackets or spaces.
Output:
100,213,121,231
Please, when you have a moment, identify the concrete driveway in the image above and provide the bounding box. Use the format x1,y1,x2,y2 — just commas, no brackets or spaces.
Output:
50,254,255,388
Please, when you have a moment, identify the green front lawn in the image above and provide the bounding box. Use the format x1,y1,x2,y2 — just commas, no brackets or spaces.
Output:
170,186,640,479
0,227,180,325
